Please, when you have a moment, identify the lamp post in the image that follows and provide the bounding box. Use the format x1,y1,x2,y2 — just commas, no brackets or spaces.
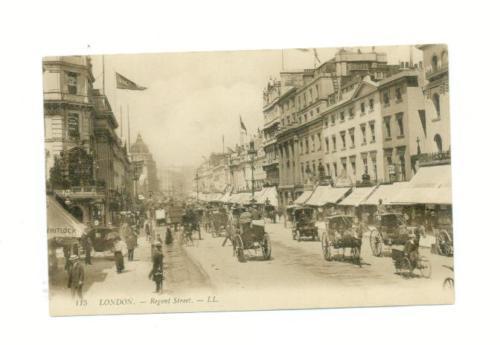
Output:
248,140,257,203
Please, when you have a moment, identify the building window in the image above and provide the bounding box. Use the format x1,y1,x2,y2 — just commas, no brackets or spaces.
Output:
340,111,345,122
360,102,365,114
326,163,331,177
325,137,330,152
396,113,404,136
432,93,441,117
67,72,78,95
331,114,335,125
395,87,402,102
301,163,304,179
304,113,308,122
349,128,355,148
324,117,329,127
348,107,354,119
316,107,320,114
305,138,309,154
332,135,337,152
399,154,406,181
300,140,303,155
432,54,439,71
309,89,313,104
340,131,346,149
383,91,390,106
434,134,443,153
312,161,316,175
369,121,375,142
371,155,377,180
384,116,392,139
317,133,322,151
369,98,374,112
67,113,80,139
315,85,319,101
311,135,315,152
333,162,338,177
360,124,367,144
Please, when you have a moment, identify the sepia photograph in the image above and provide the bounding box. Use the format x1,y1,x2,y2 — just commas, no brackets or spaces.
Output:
43,44,453,316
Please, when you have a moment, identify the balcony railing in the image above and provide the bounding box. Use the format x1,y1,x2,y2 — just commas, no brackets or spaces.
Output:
426,64,448,80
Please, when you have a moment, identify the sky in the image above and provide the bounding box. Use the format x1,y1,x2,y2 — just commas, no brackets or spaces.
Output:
90,45,422,169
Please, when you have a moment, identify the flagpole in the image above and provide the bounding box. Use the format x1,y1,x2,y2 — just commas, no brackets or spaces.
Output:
120,105,123,140
127,104,131,152
102,55,105,96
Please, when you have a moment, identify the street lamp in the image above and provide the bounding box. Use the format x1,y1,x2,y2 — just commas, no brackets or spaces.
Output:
248,140,257,203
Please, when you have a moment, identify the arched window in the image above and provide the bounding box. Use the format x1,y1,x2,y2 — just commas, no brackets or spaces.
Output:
432,93,441,117
434,134,443,153
432,54,439,71
441,50,448,66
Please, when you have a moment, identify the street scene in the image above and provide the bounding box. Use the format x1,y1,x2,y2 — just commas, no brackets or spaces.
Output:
44,44,453,316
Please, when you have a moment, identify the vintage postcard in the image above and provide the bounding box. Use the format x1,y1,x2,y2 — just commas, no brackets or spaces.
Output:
44,44,453,316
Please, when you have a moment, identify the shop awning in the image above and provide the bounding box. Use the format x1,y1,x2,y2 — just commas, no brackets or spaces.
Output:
390,165,452,205
306,186,350,207
46,196,86,239
294,190,313,205
255,187,279,207
338,186,377,207
360,182,408,206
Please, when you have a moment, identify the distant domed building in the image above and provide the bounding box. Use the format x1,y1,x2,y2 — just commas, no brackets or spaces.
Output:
130,134,159,197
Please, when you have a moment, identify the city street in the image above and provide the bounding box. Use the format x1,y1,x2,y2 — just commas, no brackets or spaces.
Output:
49,218,453,315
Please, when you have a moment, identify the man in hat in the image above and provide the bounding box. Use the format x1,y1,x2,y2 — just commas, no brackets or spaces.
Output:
149,241,164,293
67,255,84,300
113,238,126,273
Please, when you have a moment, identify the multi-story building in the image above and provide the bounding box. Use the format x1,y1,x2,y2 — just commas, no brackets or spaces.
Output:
92,89,133,226
272,49,400,207
322,69,425,187
43,56,105,224
130,134,160,197
415,44,450,160
43,56,96,175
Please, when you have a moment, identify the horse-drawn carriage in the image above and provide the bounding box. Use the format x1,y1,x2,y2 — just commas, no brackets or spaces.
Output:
434,221,453,257
232,220,271,262
369,212,420,257
209,210,230,238
391,248,432,278
321,215,362,265
291,206,318,241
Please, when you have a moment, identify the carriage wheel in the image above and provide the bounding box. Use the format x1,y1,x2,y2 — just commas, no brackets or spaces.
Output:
401,257,412,277
370,230,383,257
437,230,453,256
234,235,246,263
321,232,333,261
262,233,272,260
443,277,454,289
418,257,432,278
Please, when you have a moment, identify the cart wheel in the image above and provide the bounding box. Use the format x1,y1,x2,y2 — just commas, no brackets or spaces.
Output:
401,257,412,278
262,233,272,260
437,230,453,256
234,235,245,263
443,277,454,289
418,257,432,278
370,230,383,257
321,232,333,261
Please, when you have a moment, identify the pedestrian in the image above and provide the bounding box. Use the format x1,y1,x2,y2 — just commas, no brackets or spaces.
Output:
67,255,84,300
126,231,137,261
149,241,164,293
63,245,71,272
165,226,173,245
113,238,126,273
82,235,92,265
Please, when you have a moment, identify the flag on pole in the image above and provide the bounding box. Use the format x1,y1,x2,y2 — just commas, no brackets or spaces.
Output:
116,72,147,90
240,116,247,133
313,48,321,64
